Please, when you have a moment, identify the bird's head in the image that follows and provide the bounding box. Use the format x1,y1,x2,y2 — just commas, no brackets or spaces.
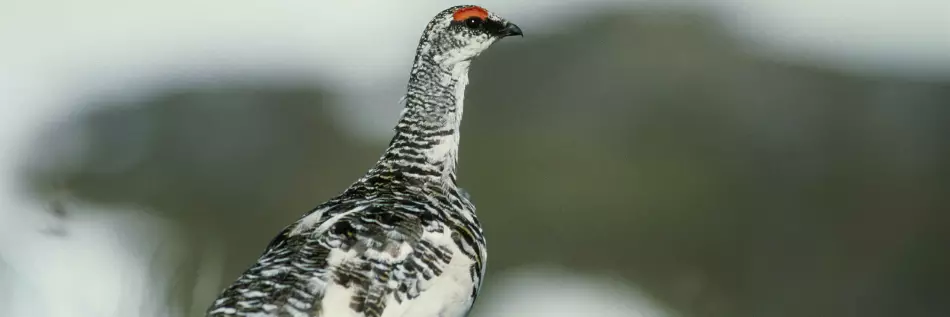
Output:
416,5,522,66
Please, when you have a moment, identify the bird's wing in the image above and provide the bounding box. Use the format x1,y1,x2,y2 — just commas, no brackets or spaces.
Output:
208,204,471,317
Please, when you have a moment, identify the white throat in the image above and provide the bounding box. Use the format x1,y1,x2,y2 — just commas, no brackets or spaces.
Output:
424,60,471,180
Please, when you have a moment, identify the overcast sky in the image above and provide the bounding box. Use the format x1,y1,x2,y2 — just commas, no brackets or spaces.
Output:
1,0,624,139
2,0,948,140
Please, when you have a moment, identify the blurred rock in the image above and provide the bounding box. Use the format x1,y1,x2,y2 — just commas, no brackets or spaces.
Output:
465,9,950,317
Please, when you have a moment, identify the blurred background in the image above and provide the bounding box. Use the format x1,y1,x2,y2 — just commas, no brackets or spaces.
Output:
2,0,948,316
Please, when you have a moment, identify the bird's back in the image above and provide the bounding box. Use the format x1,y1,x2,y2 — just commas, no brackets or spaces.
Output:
207,187,485,317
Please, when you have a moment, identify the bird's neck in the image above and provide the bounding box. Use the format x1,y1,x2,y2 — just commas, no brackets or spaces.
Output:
363,54,472,189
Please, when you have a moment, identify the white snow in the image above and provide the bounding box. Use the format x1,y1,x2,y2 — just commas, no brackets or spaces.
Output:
475,265,677,317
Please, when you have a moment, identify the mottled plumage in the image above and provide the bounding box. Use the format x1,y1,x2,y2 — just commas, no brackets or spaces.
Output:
207,5,521,317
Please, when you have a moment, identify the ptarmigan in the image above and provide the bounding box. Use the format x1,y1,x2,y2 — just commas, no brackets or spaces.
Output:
206,5,522,317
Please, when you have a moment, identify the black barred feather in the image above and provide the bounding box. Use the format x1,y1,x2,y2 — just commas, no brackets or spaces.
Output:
206,5,521,317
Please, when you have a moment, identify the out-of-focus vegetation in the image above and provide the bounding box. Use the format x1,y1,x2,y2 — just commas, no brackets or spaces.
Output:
25,8,950,317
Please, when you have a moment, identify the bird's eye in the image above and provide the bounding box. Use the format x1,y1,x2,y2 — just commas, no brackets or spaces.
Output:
465,17,483,28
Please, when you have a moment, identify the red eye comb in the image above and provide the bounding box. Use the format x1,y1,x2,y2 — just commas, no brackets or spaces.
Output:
453,6,489,21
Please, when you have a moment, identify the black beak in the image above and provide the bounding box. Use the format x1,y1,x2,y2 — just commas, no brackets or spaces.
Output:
502,22,523,37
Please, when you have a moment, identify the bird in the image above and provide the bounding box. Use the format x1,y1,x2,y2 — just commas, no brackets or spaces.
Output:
206,5,522,317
